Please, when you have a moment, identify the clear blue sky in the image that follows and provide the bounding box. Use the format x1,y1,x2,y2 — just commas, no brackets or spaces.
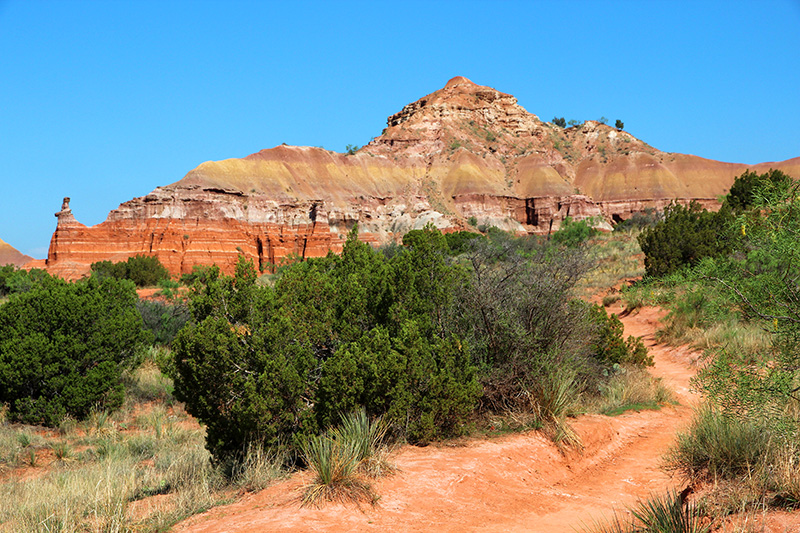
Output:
1,0,798,258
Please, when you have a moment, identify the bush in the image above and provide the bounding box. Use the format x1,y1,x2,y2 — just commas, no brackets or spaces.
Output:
725,168,792,213
586,303,652,367
174,233,480,464
664,407,772,480
443,230,485,255
91,255,170,287
0,277,149,425
0,267,57,296
552,117,566,128
638,201,733,277
136,299,191,345
551,217,598,247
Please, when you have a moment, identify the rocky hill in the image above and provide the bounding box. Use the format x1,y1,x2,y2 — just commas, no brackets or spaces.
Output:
44,77,800,279
0,238,33,268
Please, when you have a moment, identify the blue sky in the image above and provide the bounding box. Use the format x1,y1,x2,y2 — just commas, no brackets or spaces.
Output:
1,0,798,258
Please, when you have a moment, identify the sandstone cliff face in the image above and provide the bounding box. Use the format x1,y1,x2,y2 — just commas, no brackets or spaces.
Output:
45,77,800,280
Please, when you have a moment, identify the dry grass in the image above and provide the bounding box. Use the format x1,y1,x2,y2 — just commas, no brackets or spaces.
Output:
0,363,285,532
579,230,645,295
591,366,675,416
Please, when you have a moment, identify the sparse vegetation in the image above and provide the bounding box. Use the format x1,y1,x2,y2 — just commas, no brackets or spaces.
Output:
626,169,800,525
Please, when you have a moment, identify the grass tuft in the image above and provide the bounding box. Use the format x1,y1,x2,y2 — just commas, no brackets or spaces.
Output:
596,366,675,416
663,407,770,481
587,490,709,533
301,409,392,506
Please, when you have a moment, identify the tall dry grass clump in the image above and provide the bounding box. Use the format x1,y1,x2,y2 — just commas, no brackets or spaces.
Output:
663,406,800,519
301,409,393,506
595,366,675,416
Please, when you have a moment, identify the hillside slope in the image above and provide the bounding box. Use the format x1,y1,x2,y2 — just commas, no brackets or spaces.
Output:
0,238,33,267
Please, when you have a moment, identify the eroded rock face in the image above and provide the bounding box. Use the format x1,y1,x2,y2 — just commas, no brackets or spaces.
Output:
44,77,800,279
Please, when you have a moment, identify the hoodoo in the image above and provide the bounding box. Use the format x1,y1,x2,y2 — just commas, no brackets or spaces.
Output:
44,77,800,280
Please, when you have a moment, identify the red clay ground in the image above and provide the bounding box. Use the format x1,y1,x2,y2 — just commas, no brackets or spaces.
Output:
175,306,711,532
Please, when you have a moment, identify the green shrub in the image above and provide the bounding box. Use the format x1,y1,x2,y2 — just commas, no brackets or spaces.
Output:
551,217,598,247
725,168,793,213
638,201,733,277
136,299,190,345
587,303,652,367
443,230,485,255
0,267,57,296
91,254,170,287
0,277,149,426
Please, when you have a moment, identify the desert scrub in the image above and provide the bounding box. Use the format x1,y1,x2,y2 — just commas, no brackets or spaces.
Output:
663,406,800,522
0,401,286,533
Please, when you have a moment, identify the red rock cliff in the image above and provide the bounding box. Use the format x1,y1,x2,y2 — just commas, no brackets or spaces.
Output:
45,77,800,280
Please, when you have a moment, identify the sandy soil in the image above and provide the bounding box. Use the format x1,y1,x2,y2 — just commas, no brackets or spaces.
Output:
174,306,713,532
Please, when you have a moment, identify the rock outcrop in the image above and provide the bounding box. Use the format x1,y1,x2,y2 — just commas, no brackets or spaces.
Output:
44,77,800,280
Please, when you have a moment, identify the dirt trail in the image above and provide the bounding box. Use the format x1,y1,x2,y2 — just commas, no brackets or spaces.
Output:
175,307,700,533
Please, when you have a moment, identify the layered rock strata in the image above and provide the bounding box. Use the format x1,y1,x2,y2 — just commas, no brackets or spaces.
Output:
45,77,800,280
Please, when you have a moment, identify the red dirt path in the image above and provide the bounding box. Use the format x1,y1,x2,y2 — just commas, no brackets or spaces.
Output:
175,306,708,532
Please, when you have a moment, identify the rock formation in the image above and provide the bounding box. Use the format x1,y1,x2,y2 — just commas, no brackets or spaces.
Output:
0,238,33,268
44,77,800,280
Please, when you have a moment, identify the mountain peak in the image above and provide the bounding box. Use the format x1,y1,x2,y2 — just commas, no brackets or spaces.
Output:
443,76,477,90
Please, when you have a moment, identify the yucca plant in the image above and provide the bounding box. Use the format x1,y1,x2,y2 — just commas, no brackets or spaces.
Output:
301,408,392,506
301,432,374,506
588,490,709,533
334,409,394,477
631,491,709,533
